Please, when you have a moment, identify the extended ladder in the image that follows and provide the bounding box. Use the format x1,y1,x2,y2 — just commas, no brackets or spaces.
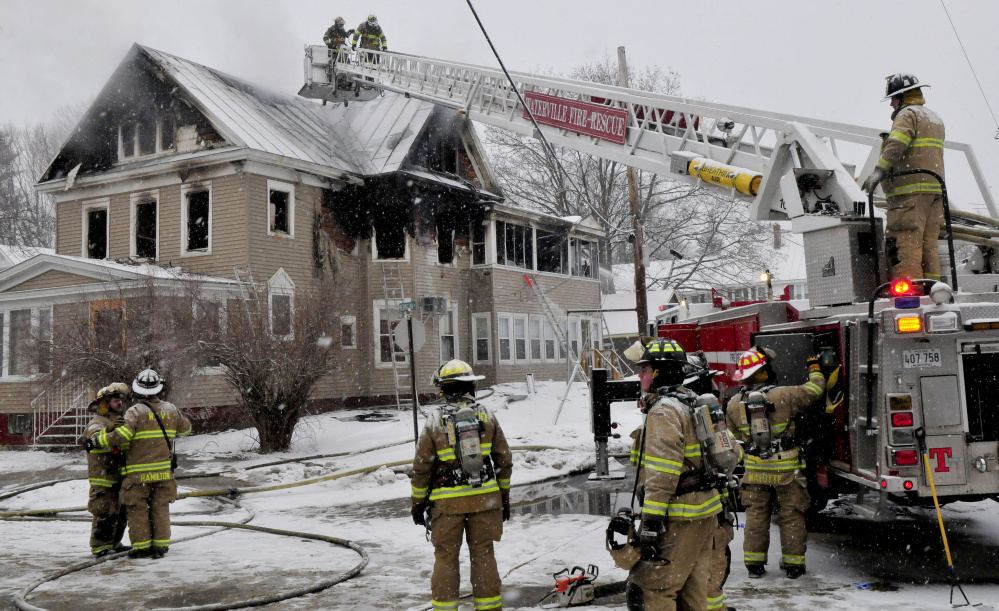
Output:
302,46,996,224
233,266,263,326
380,261,412,411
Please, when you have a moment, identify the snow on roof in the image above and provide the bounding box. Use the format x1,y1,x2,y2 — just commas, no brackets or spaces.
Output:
0,245,54,270
601,288,677,337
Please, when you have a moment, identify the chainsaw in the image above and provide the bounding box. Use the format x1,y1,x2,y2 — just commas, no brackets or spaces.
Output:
538,564,598,608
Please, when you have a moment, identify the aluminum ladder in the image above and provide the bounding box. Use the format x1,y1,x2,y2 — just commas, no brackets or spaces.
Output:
379,261,413,411
233,266,263,326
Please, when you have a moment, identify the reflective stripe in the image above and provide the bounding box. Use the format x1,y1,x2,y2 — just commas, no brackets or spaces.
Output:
121,460,172,475
876,157,893,170
497,478,510,490
152,539,170,548
429,479,499,501
782,554,806,565
707,594,724,610
744,450,803,472
412,485,428,499
665,493,722,519
88,448,111,454
132,429,177,439
437,448,456,460
887,182,943,197
474,594,503,610
91,544,112,554
683,443,701,458
804,382,824,396
132,539,152,550
912,137,944,148
432,600,459,610
888,130,912,146
641,454,683,475
744,551,767,562
481,442,492,456
89,478,116,487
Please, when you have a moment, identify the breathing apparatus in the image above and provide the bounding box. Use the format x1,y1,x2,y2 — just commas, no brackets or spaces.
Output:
740,390,774,458
444,405,487,486
693,394,738,476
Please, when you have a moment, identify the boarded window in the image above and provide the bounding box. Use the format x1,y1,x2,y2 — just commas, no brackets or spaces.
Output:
186,190,210,251
472,222,486,265
270,189,290,234
8,309,31,375
87,208,107,259
134,201,157,259
271,294,292,336
161,115,175,151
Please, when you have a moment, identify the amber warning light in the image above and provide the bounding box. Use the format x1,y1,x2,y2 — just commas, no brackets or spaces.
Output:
896,316,922,333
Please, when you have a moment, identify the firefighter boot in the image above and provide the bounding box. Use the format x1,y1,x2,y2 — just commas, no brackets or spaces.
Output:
746,565,766,578
784,565,805,579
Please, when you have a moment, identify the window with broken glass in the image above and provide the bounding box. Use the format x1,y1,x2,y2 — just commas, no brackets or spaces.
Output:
472,221,487,265
536,230,568,274
496,220,533,269
185,189,210,252
570,238,597,279
133,200,157,260
86,207,108,259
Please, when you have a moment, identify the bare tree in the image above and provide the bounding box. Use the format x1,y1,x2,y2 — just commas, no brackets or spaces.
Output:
483,55,777,291
196,281,350,453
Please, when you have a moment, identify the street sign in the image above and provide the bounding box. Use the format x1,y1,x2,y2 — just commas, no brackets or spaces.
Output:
399,301,418,313
394,318,426,352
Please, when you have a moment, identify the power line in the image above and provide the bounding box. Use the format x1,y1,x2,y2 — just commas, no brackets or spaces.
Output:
939,0,999,139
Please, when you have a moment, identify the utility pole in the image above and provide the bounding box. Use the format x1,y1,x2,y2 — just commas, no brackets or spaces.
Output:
618,46,649,335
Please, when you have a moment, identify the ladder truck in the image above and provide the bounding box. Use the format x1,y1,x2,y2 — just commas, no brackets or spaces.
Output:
300,45,999,515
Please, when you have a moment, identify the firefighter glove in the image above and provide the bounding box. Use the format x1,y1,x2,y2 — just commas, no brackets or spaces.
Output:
806,355,821,373
502,492,511,522
108,415,125,430
351,44,356,51
638,515,663,560
411,501,428,526
862,168,886,193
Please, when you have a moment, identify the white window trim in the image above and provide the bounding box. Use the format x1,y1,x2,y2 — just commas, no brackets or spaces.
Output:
81,198,110,259
529,314,545,363
129,190,160,261
373,299,407,368
438,304,459,362
513,313,529,363
341,315,357,349
496,313,513,364
193,299,227,375
371,229,411,261
543,318,558,362
471,220,489,267
0,307,48,381
568,317,581,361
268,268,295,340
180,182,213,257
472,312,491,365
118,118,175,162
266,179,295,238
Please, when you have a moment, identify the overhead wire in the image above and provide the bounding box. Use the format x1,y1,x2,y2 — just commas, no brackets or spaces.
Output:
939,0,999,138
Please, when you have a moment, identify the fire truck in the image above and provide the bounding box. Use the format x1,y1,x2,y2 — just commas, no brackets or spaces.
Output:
299,46,999,515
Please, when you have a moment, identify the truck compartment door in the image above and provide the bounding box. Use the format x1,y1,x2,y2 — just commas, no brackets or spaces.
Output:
921,433,967,487
919,375,963,433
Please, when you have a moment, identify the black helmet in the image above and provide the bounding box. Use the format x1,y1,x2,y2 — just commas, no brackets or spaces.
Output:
636,338,688,389
884,73,929,100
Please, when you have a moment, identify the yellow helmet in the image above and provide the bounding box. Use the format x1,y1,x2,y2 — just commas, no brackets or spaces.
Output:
432,359,484,386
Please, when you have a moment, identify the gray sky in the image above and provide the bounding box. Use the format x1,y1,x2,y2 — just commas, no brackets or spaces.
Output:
1,0,997,209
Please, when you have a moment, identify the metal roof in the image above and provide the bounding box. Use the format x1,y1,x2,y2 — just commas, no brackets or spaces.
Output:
140,45,435,177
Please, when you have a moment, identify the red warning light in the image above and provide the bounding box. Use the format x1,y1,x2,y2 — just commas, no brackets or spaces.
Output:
891,279,913,296
880,479,888,489
903,480,914,490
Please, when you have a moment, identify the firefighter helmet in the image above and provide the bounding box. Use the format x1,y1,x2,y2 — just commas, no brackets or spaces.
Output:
732,347,776,382
636,338,688,389
103,382,130,398
133,368,164,396
334,16,344,26
88,386,109,412
433,359,483,399
883,73,929,100
367,14,378,26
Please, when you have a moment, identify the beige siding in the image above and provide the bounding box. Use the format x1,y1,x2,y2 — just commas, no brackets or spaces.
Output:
0,380,42,414
4,270,102,293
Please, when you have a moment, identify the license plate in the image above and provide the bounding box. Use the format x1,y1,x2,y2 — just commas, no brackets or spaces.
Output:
902,348,942,368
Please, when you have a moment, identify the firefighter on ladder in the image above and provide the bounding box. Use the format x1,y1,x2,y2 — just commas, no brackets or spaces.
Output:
411,360,513,611
352,14,387,52
323,16,354,54
862,73,946,281
725,347,826,579
83,383,132,557
627,339,723,610
94,369,191,559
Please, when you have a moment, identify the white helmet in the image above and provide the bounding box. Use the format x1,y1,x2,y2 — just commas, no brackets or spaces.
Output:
133,368,164,396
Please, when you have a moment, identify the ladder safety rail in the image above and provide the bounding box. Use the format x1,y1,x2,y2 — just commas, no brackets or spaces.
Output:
379,261,412,410
303,47,997,222
233,266,263,324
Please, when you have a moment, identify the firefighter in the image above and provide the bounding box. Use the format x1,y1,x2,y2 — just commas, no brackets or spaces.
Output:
724,347,826,579
862,73,945,281
83,383,131,557
352,14,387,52
323,16,354,54
411,360,513,611
627,338,722,611
94,369,191,559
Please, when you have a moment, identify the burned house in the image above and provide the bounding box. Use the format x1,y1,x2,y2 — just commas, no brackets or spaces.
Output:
0,44,603,447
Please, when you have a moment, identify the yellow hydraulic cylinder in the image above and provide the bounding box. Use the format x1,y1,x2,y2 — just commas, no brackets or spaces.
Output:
688,158,763,196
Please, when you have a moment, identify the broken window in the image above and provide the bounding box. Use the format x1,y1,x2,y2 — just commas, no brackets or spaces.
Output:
86,208,108,259
186,190,210,251
437,226,454,265
161,115,175,151
537,230,567,274
497,221,532,269
472,221,486,265
120,123,136,159
134,200,157,259
571,238,596,278
138,121,156,156
270,189,290,234
374,225,407,259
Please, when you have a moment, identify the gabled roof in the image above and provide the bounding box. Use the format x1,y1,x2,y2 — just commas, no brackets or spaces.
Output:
39,44,445,187
0,245,54,271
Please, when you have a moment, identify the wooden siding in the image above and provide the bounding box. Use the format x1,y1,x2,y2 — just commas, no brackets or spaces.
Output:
3,270,102,293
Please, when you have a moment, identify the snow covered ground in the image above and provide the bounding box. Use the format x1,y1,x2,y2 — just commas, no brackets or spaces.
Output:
2,381,999,610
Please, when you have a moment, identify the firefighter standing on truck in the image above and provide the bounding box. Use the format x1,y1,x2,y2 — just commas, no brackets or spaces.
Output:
411,359,513,611
94,369,191,559
725,347,826,579
352,14,387,51
627,338,723,611
83,383,132,557
323,16,354,54
862,73,945,281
